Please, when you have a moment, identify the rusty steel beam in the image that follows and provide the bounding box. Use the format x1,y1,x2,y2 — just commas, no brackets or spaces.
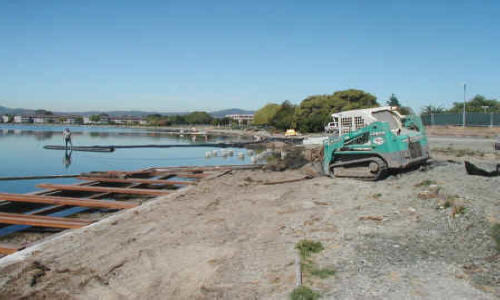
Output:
156,172,208,179
0,244,23,255
0,213,92,229
0,193,138,209
0,212,90,224
152,166,232,172
36,184,170,196
77,177,196,185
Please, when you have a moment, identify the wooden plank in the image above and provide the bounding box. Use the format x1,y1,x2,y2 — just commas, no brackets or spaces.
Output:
0,244,23,255
0,174,80,181
153,166,232,172
0,213,92,229
0,212,90,224
0,193,138,209
77,177,196,185
37,184,169,196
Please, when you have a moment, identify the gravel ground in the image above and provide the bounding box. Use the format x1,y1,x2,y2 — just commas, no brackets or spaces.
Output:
0,138,498,299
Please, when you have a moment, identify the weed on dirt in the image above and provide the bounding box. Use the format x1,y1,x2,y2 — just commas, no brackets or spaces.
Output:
295,240,324,260
290,285,320,300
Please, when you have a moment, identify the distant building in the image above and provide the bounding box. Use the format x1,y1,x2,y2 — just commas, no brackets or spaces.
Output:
1,115,8,123
61,116,82,125
83,114,110,125
33,115,57,124
33,116,45,124
13,115,33,123
110,116,145,125
225,114,254,125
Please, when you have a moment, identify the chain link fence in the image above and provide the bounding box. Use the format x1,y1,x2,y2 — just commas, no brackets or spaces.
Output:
421,112,500,127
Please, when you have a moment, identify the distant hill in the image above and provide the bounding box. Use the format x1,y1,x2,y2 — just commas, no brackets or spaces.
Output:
0,105,36,115
0,105,254,118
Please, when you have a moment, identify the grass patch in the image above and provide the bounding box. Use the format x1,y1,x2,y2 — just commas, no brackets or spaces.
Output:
490,223,500,252
414,179,436,187
310,267,336,279
296,240,324,260
372,193,382,199
296,240,335,280
290,286,320,300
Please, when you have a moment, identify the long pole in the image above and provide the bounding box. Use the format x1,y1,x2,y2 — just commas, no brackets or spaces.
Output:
463,83,466,127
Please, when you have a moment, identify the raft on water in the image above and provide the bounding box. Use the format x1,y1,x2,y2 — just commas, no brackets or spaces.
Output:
43,145,115,152
44,141,264,152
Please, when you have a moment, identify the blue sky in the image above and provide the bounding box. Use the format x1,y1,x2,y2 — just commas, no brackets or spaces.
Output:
0,0,498,112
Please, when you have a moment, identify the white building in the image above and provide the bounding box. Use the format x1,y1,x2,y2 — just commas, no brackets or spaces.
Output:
14,115,33,123
1,115,8,123
225,114,254,125
33,116,49,124
111,116,144,125
83,115,110,125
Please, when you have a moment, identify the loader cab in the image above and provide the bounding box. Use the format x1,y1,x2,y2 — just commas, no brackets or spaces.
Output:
329,106,404,135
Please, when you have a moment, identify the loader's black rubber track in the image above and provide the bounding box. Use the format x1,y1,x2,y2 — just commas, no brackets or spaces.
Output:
330,156,388,181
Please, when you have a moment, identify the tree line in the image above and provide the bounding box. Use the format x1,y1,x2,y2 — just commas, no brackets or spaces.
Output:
146,111,234,126
421,95,500,114
253,89,388,133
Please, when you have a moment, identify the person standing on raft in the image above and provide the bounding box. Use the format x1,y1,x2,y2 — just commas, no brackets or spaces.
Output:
63,128,72,149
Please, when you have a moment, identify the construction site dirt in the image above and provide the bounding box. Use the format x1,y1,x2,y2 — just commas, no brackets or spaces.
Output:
0,135,498,299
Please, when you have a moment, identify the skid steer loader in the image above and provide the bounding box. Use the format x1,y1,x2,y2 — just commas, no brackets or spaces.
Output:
323,106,430,180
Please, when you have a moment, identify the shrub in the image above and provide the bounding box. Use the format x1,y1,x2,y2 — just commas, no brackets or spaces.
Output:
310,267,336,279
295,240,324,260
290,286,320,300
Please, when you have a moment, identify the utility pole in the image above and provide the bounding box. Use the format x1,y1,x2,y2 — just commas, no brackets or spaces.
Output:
463,83,466,127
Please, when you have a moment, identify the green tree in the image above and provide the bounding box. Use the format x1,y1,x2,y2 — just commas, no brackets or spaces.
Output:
89,115,101,122
295,89,379,132
35,109,53,115
184,111,212,124
253,103,281,125
386,93,401,107
270,100,296,130
449,95,500,112
146,114,163,126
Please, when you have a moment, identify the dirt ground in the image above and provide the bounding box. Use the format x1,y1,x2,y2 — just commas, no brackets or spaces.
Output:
0,138,498,299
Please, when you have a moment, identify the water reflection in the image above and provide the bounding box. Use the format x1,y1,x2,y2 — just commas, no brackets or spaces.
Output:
0,125,252,194
63,149,72,168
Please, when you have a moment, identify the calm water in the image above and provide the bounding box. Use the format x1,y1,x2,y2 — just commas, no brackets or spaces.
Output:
0,124,251,193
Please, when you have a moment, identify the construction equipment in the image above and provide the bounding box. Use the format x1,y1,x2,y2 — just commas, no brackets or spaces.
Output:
323,106,430,180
